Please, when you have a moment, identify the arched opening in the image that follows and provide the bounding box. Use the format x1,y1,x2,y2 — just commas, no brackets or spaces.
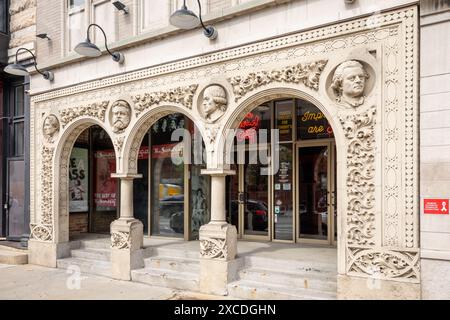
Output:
132,113,209,240
67,125,118,239
225,97,337,245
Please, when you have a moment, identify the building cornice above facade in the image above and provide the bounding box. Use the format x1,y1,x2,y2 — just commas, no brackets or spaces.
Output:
30,2,417,102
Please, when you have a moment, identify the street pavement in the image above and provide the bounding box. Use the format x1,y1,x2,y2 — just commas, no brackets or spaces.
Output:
0,264,227,300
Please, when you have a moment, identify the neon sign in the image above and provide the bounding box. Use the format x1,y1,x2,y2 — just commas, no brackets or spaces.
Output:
237,112,261,142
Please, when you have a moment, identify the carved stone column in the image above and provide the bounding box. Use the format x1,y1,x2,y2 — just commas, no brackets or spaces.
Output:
110,173,144,280
199,168,239,295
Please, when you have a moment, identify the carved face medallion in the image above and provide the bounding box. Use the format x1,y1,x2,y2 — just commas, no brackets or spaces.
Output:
331,60,369,108
111,100,131,133
342,66,366,98
43,114,60,142
200,85,228,123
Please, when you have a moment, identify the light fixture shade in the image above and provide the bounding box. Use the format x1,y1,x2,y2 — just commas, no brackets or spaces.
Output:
4,63,29,76
74,40,102,57
169,7,200,29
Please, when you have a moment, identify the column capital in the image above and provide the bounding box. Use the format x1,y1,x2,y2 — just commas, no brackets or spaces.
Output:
201,168,236,176
111,173,143,180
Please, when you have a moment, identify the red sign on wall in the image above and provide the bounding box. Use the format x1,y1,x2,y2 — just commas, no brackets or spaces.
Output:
424,199,449,214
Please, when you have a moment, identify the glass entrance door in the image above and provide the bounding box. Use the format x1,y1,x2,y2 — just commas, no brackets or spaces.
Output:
296,142,335,244
242,161,269,238
225,153,270,240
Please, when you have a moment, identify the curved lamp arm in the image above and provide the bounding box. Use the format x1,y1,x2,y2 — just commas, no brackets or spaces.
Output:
86,23,124,62
196,0,217,39
15,48,53,80
86,23,114,57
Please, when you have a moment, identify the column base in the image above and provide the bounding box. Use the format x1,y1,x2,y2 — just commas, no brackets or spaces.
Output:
337,275,420,300
199,258,244,295
199,222,237,261
110,218,144,280
28,240,71,268
199,222,239,295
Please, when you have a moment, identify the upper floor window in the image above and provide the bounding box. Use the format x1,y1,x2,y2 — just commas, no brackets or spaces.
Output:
139,0,170,32
139,0,209,33
66,0,116,54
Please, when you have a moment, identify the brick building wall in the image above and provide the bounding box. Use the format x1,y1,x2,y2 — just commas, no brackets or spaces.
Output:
69,212,88,235
35,0,61,65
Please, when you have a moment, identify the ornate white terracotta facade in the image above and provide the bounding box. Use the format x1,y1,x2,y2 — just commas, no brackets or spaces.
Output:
28,4,420,298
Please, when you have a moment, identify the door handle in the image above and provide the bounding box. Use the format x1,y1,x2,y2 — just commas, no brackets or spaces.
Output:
326,191,336,207
238,192,245,204
4,193,10,210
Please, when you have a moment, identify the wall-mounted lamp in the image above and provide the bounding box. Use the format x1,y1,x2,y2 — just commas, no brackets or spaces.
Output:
37,33,51,40
4,48,54,81
170,0,218,40
112,1,128,14
75,23,124,63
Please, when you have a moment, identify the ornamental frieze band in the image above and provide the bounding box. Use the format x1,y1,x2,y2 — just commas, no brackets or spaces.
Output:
228,60,328,101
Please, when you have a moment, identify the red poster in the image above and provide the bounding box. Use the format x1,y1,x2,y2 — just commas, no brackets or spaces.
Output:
94,150,117,210
424,199,449,214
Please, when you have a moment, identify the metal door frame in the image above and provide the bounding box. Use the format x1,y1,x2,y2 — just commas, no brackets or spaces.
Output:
295,139,336,245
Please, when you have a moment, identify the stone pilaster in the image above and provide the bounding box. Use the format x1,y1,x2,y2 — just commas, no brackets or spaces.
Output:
199,169,239,295
110,173,144,280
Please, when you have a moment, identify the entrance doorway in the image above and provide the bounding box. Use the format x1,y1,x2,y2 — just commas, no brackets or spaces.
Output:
226,98,337,245
134,113,210,241
68,125,118,238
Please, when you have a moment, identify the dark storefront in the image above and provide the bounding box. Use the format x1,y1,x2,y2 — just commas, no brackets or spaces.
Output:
0,1,30,243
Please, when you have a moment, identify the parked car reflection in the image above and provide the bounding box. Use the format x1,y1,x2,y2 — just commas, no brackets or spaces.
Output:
227,200,268,231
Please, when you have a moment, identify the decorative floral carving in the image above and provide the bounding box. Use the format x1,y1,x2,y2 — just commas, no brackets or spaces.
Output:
59,101,109,128
30,224,53,242
114,136,125,154
41,146,54,226
205,125,220,144
132,85,198,116
200,237,228,260
111,231,131,249
228,60,327,102
347,248,420,282
339,106,376,246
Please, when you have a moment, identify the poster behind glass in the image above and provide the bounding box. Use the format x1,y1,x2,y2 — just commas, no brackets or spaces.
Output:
69,147,89,212
94,149,117,211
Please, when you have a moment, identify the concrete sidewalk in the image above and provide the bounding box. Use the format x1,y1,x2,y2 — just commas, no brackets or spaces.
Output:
0,264,227,300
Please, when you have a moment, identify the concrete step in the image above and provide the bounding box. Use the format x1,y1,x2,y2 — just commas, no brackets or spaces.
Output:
238,268,336,293
57,257,111,278
131,268,199,292
228,280,337,300
0,249,28,265
152,247,200,259
144,256,200,272
244,256,336,274
71,248,111,262
80,239,110,250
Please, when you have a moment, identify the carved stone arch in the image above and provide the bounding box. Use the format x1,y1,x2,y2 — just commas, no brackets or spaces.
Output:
217,86,350,275
52,118,116,243
122,104,208,175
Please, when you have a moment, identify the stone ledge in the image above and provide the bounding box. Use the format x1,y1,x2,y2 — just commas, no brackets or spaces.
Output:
0,249,28,265
421,249,450,261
